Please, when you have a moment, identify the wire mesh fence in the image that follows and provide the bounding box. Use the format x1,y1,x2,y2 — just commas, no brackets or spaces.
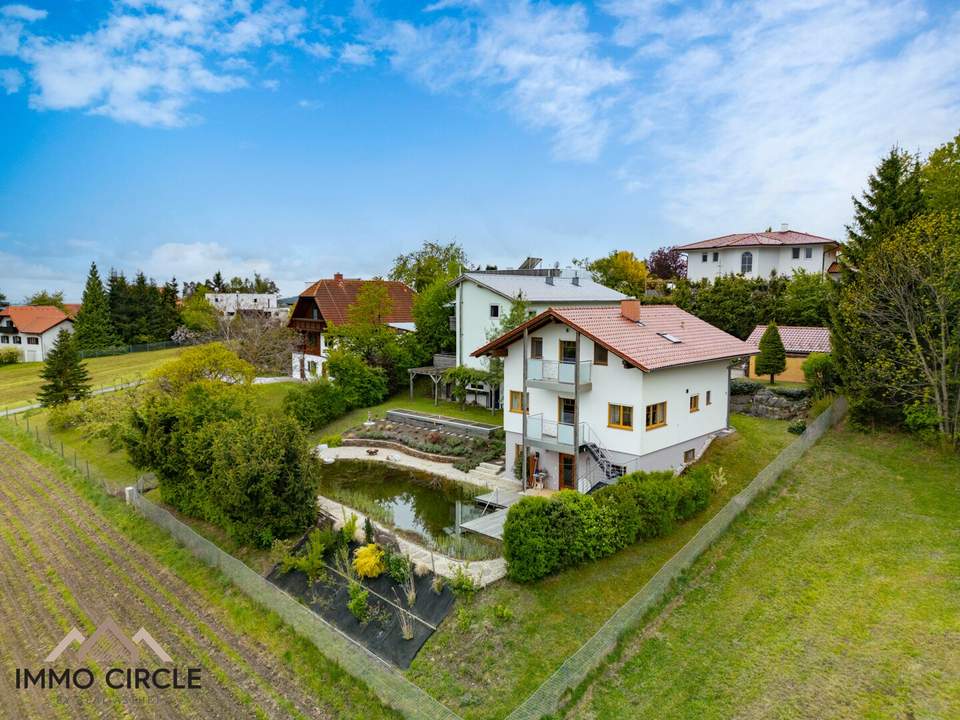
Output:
78,339,189,359
506,396,850,720
128,488,463,720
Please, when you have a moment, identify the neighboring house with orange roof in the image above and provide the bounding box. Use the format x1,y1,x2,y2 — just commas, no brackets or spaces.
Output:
473,299,755,492
0,305,74,362
287,273,416,379
676,225,840,281
746,325,831,383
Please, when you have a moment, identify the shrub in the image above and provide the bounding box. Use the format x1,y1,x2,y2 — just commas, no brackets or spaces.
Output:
0,348,20,365
282,379,348,431
294,529,329,583
347,581,369,622
319,434,343,447
450,566,478,600
730,377,762,395
674,467,712,521
353,544,385,579
788,419,807,435
502,496,562,582
385,551,412,585
802,352,838,398
492,604,513,623
505,467,718,582
770,385,810,400
326,350,388,408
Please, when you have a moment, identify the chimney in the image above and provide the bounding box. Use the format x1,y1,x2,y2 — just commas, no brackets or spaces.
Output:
545,275,554,286
334,272,343,281
620,299,641,322
780,223,789,232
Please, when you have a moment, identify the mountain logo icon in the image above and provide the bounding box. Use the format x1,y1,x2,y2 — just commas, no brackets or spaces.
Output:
45,618,172,663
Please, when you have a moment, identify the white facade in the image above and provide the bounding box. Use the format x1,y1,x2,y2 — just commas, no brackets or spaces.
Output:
686,244,837,282
290,333,327,379
0,320,74,363
500,321,730,491
453,274,625,370
207,293,286,319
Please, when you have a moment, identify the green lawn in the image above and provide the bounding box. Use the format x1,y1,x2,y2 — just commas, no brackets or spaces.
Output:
0,346,184,410
406,414,794,719
308,386,503,441
562,428,960,720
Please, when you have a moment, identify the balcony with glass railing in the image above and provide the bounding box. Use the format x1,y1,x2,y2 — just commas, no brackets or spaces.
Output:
526,358,592,391
526,413,576,452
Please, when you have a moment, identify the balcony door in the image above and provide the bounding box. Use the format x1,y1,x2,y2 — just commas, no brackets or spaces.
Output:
559,340,577,364
558,397,576,425
559,453,576,489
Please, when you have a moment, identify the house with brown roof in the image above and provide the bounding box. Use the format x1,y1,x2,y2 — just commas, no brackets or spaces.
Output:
746,325,831,383
676,225,840,281
0,305,75,362
287,273,416,379
473,299,755,492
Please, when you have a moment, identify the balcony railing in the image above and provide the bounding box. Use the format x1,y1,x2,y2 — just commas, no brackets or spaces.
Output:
527,414,575,447
527,359,591,386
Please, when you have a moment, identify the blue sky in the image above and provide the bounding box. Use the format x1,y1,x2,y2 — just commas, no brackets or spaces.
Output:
1,0,958,301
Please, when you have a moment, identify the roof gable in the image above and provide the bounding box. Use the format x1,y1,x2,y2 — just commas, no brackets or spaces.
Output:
297,277,415,325
474,304,754,371
675,230,838,251
746,325,831,354
0,305,72,334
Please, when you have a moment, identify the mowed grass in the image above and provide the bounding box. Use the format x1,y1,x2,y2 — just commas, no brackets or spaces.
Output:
563,427,960,720
407,414,794,719
0,346,183,410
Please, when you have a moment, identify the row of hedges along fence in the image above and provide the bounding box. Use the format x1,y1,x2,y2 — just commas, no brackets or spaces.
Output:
502,467,713,582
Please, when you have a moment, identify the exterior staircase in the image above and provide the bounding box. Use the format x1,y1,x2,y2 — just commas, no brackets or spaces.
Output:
467,460,514,488
582,442,621,482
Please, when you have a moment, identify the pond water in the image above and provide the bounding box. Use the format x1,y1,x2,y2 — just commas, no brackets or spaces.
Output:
316,460,500,559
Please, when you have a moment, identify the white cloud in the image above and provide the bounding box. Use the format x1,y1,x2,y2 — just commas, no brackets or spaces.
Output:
369,1,630,161
605,0,960,236
0,66,21,92
261,78,279,90
8,1,330,126
1,4,46,22
297,98,321,109
340,42,374,66
145,242,274,284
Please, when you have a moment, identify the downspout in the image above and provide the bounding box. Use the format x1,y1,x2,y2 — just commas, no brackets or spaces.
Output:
457,282,464,367
727,362,732,429
521,327,528,491
573,331,580,491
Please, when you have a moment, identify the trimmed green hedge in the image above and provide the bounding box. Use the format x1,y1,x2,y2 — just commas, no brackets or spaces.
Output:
503,467,714,582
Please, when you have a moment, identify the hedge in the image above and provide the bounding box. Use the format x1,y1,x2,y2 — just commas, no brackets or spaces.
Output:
503,467,714,582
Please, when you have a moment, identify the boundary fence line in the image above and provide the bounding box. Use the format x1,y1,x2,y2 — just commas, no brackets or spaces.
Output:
126,487,463,720
505,396,849,720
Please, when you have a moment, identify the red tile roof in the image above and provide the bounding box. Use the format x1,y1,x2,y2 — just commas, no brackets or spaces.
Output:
63,303,82,318
675,230,838,251
826,261,841,274
0,305,72,334
474,304,754,371
746,325,831,354
298,276,415,325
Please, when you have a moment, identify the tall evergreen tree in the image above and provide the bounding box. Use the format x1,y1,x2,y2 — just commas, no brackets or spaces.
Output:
845,146,924,273
108,270,135,344
157,278,181,340
38,329,91,406
754,322,786,384
73,262,120,350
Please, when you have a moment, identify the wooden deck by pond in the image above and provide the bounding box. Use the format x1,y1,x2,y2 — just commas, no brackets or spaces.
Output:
462,488,556,539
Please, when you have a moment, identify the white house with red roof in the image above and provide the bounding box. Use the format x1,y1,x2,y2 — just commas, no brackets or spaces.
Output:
0,306,74,362
473,299,756,493
676,226,840,282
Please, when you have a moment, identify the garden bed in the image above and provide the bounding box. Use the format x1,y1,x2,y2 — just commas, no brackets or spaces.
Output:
385,409,499,438
267,531,457,669
346,417,505,472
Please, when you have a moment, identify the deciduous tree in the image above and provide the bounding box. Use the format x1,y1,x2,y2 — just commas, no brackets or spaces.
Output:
390,240,467,292
24,289,65,310
646,246,687,279
579,250,648,297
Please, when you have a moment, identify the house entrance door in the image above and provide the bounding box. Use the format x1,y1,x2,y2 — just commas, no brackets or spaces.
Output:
559,453,575,489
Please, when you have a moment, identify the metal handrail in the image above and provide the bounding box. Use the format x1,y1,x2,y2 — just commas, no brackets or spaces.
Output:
527,358,592,384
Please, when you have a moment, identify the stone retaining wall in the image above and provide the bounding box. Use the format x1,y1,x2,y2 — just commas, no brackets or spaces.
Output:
730,387,810,420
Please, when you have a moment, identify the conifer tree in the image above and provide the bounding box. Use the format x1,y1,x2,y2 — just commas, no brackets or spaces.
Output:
108,270,135,344
38,329,91,406
754,322,786,384
845,146,924,273
73,262,120,350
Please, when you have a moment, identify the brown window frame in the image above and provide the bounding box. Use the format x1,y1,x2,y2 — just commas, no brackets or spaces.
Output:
645,401,667,430
559,339,577,363
689,394,700,413
608,403,633,430
593,343,608,366
509,390,528,414
530,337,543,359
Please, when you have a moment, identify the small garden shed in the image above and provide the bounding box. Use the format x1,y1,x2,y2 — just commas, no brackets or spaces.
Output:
746,325,830,382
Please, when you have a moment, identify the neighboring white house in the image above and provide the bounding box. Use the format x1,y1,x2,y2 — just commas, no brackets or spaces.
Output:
676,227,840,282
0,305,75,362
451,267,627,370
206,292,286,319
473,299,755,492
